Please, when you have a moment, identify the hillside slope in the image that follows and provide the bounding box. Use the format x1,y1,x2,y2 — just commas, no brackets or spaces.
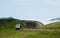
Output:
0,17,44,30
40,22,60,30
0,17,60,38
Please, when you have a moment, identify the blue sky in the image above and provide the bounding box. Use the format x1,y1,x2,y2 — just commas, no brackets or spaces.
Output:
0,0,60,24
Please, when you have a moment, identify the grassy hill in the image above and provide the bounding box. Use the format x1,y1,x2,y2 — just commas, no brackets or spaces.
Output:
40,22,60,30
0,17,60,38
0,17,44,30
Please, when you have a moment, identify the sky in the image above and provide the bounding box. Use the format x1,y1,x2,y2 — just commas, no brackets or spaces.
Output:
0,0,60,24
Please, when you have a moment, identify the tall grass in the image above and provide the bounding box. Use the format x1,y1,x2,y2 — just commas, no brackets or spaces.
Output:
0,29,60,38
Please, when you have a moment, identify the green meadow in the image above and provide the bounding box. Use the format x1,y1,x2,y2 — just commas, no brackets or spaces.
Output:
0,17,60,38
0,29,60,38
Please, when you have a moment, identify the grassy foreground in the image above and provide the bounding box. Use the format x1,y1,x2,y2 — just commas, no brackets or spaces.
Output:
0,29,60,38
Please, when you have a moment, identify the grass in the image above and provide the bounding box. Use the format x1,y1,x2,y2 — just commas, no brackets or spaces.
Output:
0,18,60,38
0,29,60,38
40,22,60,30
0,17,44,29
